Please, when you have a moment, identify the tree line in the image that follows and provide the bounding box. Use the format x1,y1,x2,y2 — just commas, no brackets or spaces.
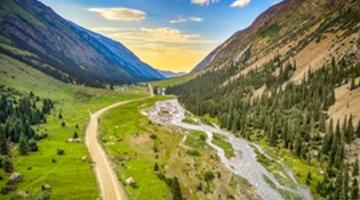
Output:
0,86,54,174
168,56,360,199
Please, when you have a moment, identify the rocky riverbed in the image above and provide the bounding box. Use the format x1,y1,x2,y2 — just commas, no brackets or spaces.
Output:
145,99,312,200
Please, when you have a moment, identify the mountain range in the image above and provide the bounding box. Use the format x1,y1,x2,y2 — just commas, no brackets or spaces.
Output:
0,0,165,87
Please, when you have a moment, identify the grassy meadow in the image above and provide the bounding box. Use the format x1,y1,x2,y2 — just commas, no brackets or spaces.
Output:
99,97,257,200
0,54,149,199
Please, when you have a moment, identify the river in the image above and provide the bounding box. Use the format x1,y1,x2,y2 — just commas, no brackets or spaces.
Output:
146,99,313,200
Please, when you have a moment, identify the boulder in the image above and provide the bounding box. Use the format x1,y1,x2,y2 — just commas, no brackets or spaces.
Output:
8,172,23,184
17,191,29,197
125,177,136,186
41,184,51,191
67,138,81,143
81,156,87,161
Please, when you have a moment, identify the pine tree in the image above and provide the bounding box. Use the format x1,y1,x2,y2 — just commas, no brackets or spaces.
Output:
351,178,359,200
357,120,360,138
319,114,326,132
334,143,345,168
350,78,356,90
306,171,312,185
353,158,359,177
19,135,29,155
294,132,302,156
343,168,349,200
28,138,38,152
334,172,343,200
2,156,14,173
154,163,159,171
346,115,354,143
0,125,8,155
73,131,79,139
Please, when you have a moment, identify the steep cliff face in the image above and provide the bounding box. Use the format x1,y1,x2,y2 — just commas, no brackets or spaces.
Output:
0,0,164,86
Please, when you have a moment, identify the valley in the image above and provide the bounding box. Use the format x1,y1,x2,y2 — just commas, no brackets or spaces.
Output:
0,54,150,199
0,0,359,199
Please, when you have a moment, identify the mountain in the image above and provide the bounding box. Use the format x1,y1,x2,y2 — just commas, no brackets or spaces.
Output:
169,0,360,199
158,70,186,78
192,0,360,73
0,0,164,87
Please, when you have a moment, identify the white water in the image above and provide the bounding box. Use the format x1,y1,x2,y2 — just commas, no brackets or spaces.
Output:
146,99,313,200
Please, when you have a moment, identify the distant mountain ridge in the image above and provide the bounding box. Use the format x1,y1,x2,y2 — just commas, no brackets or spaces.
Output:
158,70,186,78
0,0,164,87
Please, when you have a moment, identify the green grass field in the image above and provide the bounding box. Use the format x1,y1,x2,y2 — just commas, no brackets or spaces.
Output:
212,133,235,158
99,97,257,200
0,54,150,199
99,97,173,200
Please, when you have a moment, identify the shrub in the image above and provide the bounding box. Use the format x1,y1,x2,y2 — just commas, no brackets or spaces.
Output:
186,150,200,156
56,148,65,156
150,134,157,140
154,163,159,171
204,171,215,182
29,139,38,152
73,131,79,139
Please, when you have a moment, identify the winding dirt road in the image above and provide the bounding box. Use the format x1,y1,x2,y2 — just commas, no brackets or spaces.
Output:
85,98,146,200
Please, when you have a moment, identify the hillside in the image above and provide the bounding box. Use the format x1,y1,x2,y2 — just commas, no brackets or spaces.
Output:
193,0,360,73
0,53,150,199
169,0,360,199
0,0,164,87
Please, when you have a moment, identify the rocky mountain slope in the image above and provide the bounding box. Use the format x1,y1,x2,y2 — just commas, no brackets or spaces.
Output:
169,0,360,199
0,0,164,87
193,0,360,73
191,0,360,122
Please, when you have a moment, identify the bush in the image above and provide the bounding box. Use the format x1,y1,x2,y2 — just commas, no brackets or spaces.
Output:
0,185,14,195
186,150,200,156
204,171,215,182
197,182,203,191
29,139,38,151
154,163,159,171
56,148,65,156
73,131,79,139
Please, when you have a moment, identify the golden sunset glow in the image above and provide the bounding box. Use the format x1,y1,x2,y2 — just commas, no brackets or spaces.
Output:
128,45,208,72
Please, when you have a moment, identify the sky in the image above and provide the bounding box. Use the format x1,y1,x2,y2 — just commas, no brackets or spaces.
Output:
39,0,280,72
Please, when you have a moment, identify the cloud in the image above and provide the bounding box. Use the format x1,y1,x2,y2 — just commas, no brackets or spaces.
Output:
191,0,219,6
169,16,203,24
189,16,203,22
90,26,216,71
170,17,187,24
88,7,146,21
109,27,214,44
230,0,251,8
191,0,250,8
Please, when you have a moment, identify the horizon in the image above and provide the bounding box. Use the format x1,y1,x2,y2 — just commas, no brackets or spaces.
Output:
39,0,280,72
